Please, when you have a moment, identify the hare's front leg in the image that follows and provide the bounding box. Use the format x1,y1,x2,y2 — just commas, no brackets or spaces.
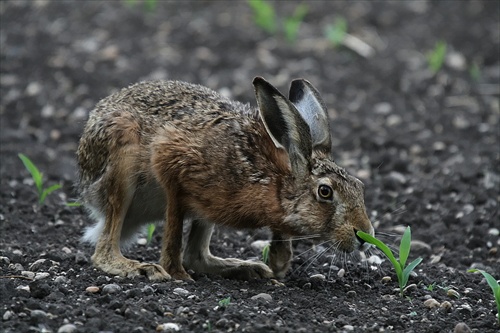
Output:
91,155,170,281
183,220,273,280
269,232,292,279
159,187,192,280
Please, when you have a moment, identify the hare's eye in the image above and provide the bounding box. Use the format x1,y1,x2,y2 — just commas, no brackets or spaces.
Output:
318,185,333,200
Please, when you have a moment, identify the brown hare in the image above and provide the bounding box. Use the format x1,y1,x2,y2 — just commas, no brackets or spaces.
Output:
77,77,374,281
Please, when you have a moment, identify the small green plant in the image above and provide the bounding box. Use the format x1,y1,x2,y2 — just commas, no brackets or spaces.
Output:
357,226,423,297
218,296,231,307
66,201,82,207
146,223,156,243
283,4,308,43
469,62,481,81
325,17,347,47
426,282,436,291
124,0,157,11
18,153,62,205
248,0,276,34
261,244,270,264
468,269,500,324
427,41,447,73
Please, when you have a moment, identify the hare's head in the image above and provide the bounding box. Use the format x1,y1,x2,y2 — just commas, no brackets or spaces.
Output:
254,77,374,253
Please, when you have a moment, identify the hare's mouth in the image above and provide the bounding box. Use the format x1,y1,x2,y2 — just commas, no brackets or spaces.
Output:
354,228,373,252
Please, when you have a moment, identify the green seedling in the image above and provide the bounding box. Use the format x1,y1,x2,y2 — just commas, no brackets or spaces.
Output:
325,17,347,47
18,153,62,205
124,0,157,11
468,269,500,324
248,0,276,34
218,297,231,307
357,226,423,297
283,4,308,43
146,223,156,243
261,244,270,264
66,201,82,207
427,41,447,73
469,62,481,81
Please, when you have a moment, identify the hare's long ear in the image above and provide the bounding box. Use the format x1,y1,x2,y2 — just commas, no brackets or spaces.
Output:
253,77,312,179
289,79,332,154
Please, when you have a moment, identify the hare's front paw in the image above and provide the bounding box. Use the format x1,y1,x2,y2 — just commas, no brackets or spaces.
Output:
92,253,171,281
185,255,273,280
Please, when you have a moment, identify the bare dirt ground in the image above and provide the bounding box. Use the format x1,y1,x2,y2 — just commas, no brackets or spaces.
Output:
1,1,499,332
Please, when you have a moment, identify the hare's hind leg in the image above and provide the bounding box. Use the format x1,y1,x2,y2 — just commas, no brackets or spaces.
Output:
183,220,273,280
91,149,170,281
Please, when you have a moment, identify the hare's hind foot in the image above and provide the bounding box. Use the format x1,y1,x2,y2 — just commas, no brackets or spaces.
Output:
186,254,273,280
92,250,171,281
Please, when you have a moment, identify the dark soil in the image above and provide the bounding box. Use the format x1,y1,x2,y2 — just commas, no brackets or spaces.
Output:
1,1,499,332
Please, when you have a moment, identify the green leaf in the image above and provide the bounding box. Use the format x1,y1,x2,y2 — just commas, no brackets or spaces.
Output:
40,183,62,204
248,0,276,34
427,41,447,73
218,297,231,307
399,226,412,268
325,17,347,47
147,223,156,243
66,201,83,207
283,4,308,43
468,269,500,324
356,231,402,278
18,153,43,195
262,244,270,264
402,257,423,287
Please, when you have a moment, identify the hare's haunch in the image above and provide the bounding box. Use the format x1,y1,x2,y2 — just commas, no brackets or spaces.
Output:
77,77,374,280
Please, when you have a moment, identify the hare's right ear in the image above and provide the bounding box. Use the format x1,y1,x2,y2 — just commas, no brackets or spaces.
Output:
289,79,332,155
253,77,312,179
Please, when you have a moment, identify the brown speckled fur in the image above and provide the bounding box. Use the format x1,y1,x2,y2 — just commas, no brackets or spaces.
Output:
77,78,374,281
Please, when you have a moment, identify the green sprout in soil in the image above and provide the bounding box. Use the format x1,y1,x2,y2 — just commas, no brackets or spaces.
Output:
283,4,308,43
468,269,500,324
218,297,231,308
18,153,62,205
124,0,157,12
357,226,423,297
248,0,276,34
261,244,270,264
66,201,82,207
146,223,156,244
325,17,347,47
427,40,447,73
469,62,481,81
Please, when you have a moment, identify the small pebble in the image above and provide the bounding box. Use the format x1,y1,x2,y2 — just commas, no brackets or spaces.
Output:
310,273,326,281
447,289,460,299
54,276,68,284
30,309,47,319
3,310,14,321
58,324,78,333
61,247,72,254
381,276,392,283
102,283,122,294
35,272,50,280
440,301,452,312
156,323,180,332
488,228,499,236
29,259,47,271
337,268,345,278
342,324,355,331
250,240,270,252
0,256,11,265
137,238,147,246
367,255,382,265
21,271,35,279
346,290,356,298
423,298,440,309
250,293,272,301
86,286,100,293
173,288,189,297
453,322,472,333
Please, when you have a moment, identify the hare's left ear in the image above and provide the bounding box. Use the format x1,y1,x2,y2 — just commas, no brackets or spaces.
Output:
289,79,332,154
253,77,312,179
